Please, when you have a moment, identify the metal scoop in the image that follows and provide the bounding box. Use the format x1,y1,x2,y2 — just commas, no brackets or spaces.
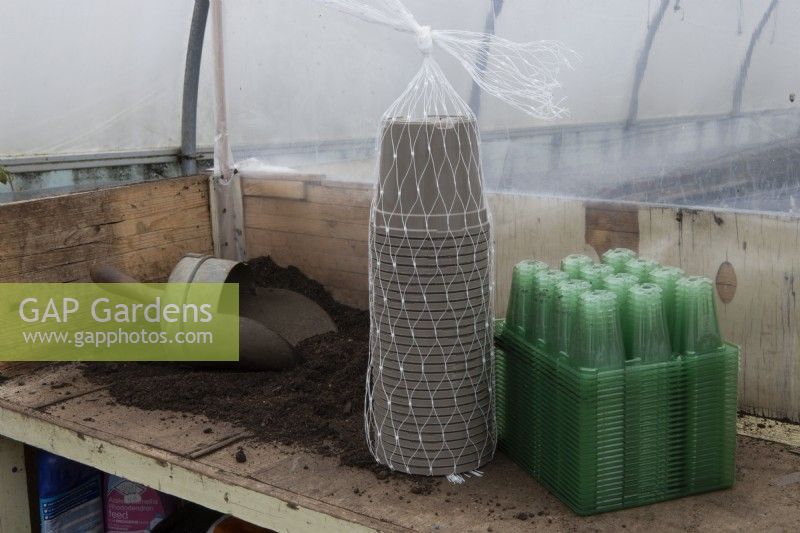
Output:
89,255,336,371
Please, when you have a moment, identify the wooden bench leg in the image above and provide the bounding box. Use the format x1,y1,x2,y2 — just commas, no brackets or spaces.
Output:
0,436,32,533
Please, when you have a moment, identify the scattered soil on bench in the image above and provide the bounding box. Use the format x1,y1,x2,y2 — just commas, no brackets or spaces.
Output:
81,257,437,494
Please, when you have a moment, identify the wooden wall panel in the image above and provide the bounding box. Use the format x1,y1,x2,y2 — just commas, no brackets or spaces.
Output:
243,179,372,308
243,177,800,422
639,208,800,422
0,176,213,282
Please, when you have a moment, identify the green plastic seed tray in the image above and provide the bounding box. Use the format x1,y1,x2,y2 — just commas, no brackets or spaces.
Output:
494,320,738,515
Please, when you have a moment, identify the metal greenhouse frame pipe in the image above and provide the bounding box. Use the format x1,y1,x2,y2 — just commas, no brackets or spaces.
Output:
180,0,210,176
732,0,779,115
625,0,670,128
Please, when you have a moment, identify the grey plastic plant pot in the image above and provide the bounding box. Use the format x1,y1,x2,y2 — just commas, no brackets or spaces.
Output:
369,394,493,416
374,258,491,278
371,394,491,417
371,302,488,322
371,234,491,253
373,282,490,300
372,297,489,314
373,284,489,302
370,377,491,401
375,362,490,383
373,456,494,477
374,430,494,454
371,383,491,406
387,451,495,475
372,210,491,234
372,418,493,442
373,327,490,345
370,348,491,367
371,296,486,313
375,116,486,232
372,399,492,425
370,239,491,258
372,343,491,362
372,255,491,273
377,439,493,464
375,279,489,299
370,374,492,396
372,315,489,335
371,339,491,356
375,327,489,346
376,421,493,444
374,258,490,272
372,402,493,425
373,310,488,329
375,354,489,374
376,427,493,451
372,414,492,442
372,444,494,476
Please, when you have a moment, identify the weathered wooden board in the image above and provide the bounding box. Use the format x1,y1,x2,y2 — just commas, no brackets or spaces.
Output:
0,176,213,282
0,364,103,409
2,364,800,533
0,401,381,533
243,179,800,422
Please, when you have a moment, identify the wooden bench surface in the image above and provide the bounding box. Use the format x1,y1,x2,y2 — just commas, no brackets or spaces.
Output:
1,363,799,532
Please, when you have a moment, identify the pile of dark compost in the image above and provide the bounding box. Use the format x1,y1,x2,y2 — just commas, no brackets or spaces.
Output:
82,257,435,493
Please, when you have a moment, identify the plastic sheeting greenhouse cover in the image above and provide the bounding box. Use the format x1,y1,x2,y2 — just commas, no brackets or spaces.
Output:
3,0,800,213
214,0,800,214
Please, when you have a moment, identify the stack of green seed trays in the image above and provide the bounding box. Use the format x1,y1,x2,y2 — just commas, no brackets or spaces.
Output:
494,320,738,515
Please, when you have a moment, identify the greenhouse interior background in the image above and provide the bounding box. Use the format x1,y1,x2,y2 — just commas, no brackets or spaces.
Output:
3,0,800,213
2,1,800,531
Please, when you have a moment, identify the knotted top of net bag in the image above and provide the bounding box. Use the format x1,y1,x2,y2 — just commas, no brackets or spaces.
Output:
319,0,576,122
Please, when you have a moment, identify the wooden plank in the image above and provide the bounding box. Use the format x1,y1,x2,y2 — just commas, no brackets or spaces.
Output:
640,205,800,422
0,435,32,533
0,205,210,276
0,235,212,283
737,415,800,448
584,203,640,256
0,363,47,379
40,389,247,458
682,210,799,422
489,193,587,315
0,402,382,533
243,180,309,200
0,200,209,262
243,174,323,184
243,196,371,225
245,212,368,242
0,175,212,283
0,176,208,234
305,183,373,207
0,364,104,409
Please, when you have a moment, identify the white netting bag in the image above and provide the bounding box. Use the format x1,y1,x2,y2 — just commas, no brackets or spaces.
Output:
316,0,574,478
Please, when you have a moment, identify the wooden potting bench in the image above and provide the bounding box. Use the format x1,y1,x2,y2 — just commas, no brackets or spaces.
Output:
2,363,800,532
2,175,800,531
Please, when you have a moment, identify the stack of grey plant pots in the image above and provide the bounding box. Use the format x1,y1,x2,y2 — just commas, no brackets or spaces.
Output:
366,115,495,477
